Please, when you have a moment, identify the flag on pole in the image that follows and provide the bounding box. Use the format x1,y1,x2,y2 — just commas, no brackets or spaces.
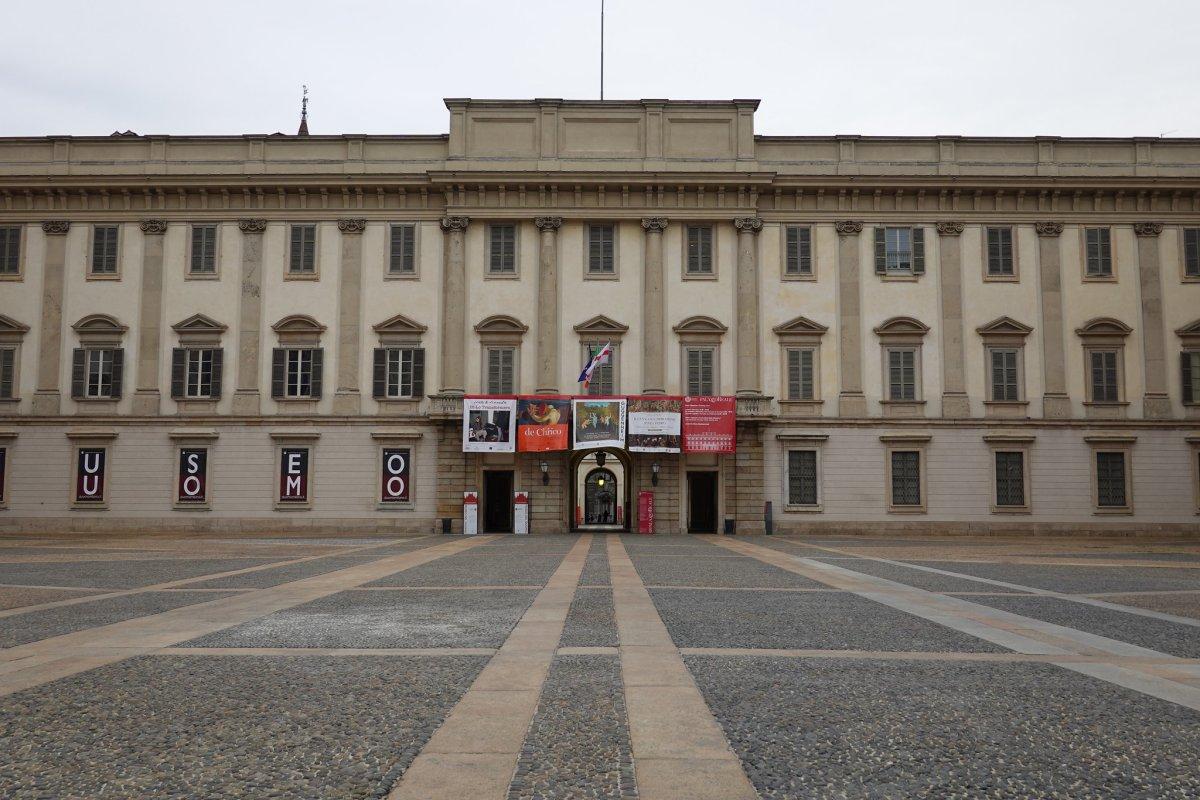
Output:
577,342,612,391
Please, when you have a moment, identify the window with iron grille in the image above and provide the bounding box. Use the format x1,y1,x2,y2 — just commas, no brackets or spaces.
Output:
990,349,1020,401
389,224,416,274
985,227,1014,276
890,450,922,506
874,227,925,275
786,348,815,400
486,347,515,394
488,224,517,274
587,225,615,274
1089,350,1119,402
0,347,14,398
289,224,317,274
1084,227,1113,277
685,225,714,275
91,225,119,275
784,226,813,276
1185,229,1200,278
787,450,819,506
887,348,917,401
1183,351,1200,405
994,451,1026,507
189,225,218,275
583,343,615,395
1095,451,1127,508
686,347,715,395
0,226,19,275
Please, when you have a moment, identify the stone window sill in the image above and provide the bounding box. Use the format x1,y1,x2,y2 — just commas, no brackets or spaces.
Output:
184,272,220,281
991,506,1031,515
1093,507,1133,516
784,504,823,513
880,274,920,282
887,505,927,514
983,274,1019,283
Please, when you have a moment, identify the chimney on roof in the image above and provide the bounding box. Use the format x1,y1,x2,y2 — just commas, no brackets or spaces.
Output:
297,85,310,136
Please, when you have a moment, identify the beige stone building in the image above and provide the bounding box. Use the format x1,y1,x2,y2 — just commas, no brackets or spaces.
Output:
0,98,1198,535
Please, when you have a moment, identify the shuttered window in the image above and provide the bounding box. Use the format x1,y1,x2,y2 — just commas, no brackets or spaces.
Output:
994,451,1026,507
86,349,116,398
71,348,123,400
289,224,317,274
171,348,223,400
271,348,322,399
985,227,1014,276
685,347,715,396
1185,229,1200,278
587,225,615,274
890,451,921,507
787,450,819,506
1095,452,1128,508
189,225,218,275
685,225,713,275
583,344,615,395
784,226,813,276
488,224,517,274
786,348,815,400
887,348,917,401
874,227,924,275
389,224,416,274
1089,350,1120,402
989,349,1020,402
1183,351,1200,405
486,347,515,394
0,226,19,275
0,348,14,398
1084,227,1113,277
186,349,214,398
91,225,119,275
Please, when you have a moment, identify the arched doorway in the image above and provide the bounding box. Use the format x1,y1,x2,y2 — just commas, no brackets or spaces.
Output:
584,468,618,524
570,448,630,532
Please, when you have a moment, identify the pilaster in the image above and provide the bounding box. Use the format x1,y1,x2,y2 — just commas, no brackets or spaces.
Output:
734,217,763,397
438,216,470,397
534,216,562,394
31,220,69,415
936,221,969,417
132,219,167,415
333,219,366,414
231,218,266,415
834,220,867,416
1133,222,1170,418
641,217,668,394
1036,221,1070,418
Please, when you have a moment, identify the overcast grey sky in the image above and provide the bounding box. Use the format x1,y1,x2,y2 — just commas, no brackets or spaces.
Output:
3,0,1198,139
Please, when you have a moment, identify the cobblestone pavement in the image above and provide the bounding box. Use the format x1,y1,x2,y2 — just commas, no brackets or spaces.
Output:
0,532,1196,799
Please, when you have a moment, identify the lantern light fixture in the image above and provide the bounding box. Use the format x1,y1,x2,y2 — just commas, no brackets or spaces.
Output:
540,460,549,485
651,462,660,486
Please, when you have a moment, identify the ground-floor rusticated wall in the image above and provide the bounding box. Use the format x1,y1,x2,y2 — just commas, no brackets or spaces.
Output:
519,450,569,534
435,421,469,534
631,453,680,535
730,422,766,534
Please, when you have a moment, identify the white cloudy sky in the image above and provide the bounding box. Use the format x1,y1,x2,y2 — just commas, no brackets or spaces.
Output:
3,0,1198,138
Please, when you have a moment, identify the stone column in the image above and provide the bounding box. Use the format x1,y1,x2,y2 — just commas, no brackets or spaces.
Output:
936,221,969,417
1134,222,1170,418
32,220,69,416
534,216,562,394
438,216,470,396
734,217,763,397
231,218,266,415
835,221,867,416
1036,221,1070,418
333,219,365,414
132,219,167,415
641,217,668,395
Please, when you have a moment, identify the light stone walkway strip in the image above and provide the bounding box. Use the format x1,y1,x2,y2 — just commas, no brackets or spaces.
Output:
0,535,492,697
156,646,499,657
717,537,1200,712
386,535,593,800
608,536,758,800
678,647,1199,665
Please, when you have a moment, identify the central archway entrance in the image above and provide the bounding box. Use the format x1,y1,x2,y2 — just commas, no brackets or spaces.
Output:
570,448,631,532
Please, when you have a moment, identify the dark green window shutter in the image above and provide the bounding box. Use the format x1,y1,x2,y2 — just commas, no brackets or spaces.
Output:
170,348,186,399
411,348,425,397
71,349,86,399
912,227,925,274
373,348,387,398
873,228,886,274
1183,351,1194,404
310,348,324,398
110,349,124,398
0,348,12,398
271,349,286,399
1185,229,1200,277
209,349,223,398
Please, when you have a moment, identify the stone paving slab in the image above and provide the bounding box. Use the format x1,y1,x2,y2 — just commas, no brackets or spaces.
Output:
1104,593,1200,621
182,588,540,650
630,554,825,589
905,561,1200,594
559,587,618,648
685,655,1200,800
649,588,1006,652
818,557,1021,594
183,554,391,589
366,551,568,587
0,558,281,589
0,654,487,800
0,586,105,611
0,591,240,649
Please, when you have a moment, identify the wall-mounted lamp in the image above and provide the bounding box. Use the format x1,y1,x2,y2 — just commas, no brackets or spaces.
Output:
651,462,660,486
539,460,549,486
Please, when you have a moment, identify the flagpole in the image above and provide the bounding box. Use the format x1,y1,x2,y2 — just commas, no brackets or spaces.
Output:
600,0,605,101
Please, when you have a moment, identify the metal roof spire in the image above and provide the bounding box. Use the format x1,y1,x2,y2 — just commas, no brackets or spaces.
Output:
298,85,310,136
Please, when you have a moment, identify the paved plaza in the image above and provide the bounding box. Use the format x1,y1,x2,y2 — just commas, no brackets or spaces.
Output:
0,533,1198,799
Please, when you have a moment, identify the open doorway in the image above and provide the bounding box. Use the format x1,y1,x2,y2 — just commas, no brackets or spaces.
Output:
686,471,718,533
482,470,513,533
570,448,630,532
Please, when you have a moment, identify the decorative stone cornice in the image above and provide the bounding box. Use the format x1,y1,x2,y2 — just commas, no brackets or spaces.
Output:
238,218,267,234
440,216,470,232
534,216,563,232
139,219,168,235
641,217,668,233
337,218,367,234
1133,222,1164,237
41,220,70,235
935,220,964,236
734,217,763,234
834,220,863,236
1035,221,1064,237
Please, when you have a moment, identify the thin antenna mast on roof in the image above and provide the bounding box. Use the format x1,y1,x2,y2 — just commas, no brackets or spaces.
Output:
600,0,605,100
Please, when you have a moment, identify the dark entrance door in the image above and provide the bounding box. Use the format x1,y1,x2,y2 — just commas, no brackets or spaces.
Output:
483,470,513,533
687,471,718,533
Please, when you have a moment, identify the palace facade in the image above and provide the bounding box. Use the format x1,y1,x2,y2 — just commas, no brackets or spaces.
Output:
0,98,1198,535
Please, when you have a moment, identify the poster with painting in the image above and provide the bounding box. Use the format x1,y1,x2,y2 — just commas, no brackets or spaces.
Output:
463,397,517,453
516,397,572,452
682,395,737,453
627,396,682,453
571,398,626,450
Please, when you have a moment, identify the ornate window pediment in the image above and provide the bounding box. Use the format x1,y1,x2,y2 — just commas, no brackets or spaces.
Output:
1075,317,1132,339
475,315,528,336
72,314,127,336
773,316,829,339
976,316,1033,341
1174,319,1200,345
271,314,325,346
673,315,728,342
374,313,428,347
171,314,228,335
873,316,930,340
0,313,30,344
573,315,629,340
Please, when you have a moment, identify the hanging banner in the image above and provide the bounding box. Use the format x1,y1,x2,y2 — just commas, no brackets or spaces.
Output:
0,447,6,504
572,398,626,450
638,490,655,534
176,448,208,504
380,448,411,503
627,397,682,453
516,397,571,452
279,447,310,503
75,447,106,503
463,397,517,453
463,490,479,536
682,396,737,453
514,491,530,535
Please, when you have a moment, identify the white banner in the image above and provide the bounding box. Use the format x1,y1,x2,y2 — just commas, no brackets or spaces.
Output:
463,397,517,453
572,399,626,450
627,398,682,453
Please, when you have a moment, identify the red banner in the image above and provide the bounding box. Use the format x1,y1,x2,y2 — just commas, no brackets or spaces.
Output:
177,448,208,504
517,397,571,452
682,396,736,453
380,448,411,503
279,447,310,503
75,447,106,503
637,490,655,534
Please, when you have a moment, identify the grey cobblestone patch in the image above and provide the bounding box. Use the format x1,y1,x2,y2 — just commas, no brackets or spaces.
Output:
559,588,617,647
963,594,1200,659
820,558,1010,593
183,554,389,589
476,536,579,553
0,654,487,800
365,551,567,587
650,588,1005,652
906,561,1200,594
1,591,240,648
630,554,825,588
508,656,636,800
1102,593,1200,621
685,655,1200,800
0,558,279,589
182,588,539,649
579,537,611,586
0,586,105,611
736,536,859,558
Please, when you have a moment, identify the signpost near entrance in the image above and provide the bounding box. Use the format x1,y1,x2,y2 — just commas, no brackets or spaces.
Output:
638,490,655,534
514,491,529,535
463,491,478,535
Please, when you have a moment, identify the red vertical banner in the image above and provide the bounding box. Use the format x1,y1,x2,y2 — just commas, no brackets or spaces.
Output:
279,447,310,503
638,490,655,534
0,447,6,504
682,396,737,453
177,448,208,504
75,448,106,503
380,448,411,503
